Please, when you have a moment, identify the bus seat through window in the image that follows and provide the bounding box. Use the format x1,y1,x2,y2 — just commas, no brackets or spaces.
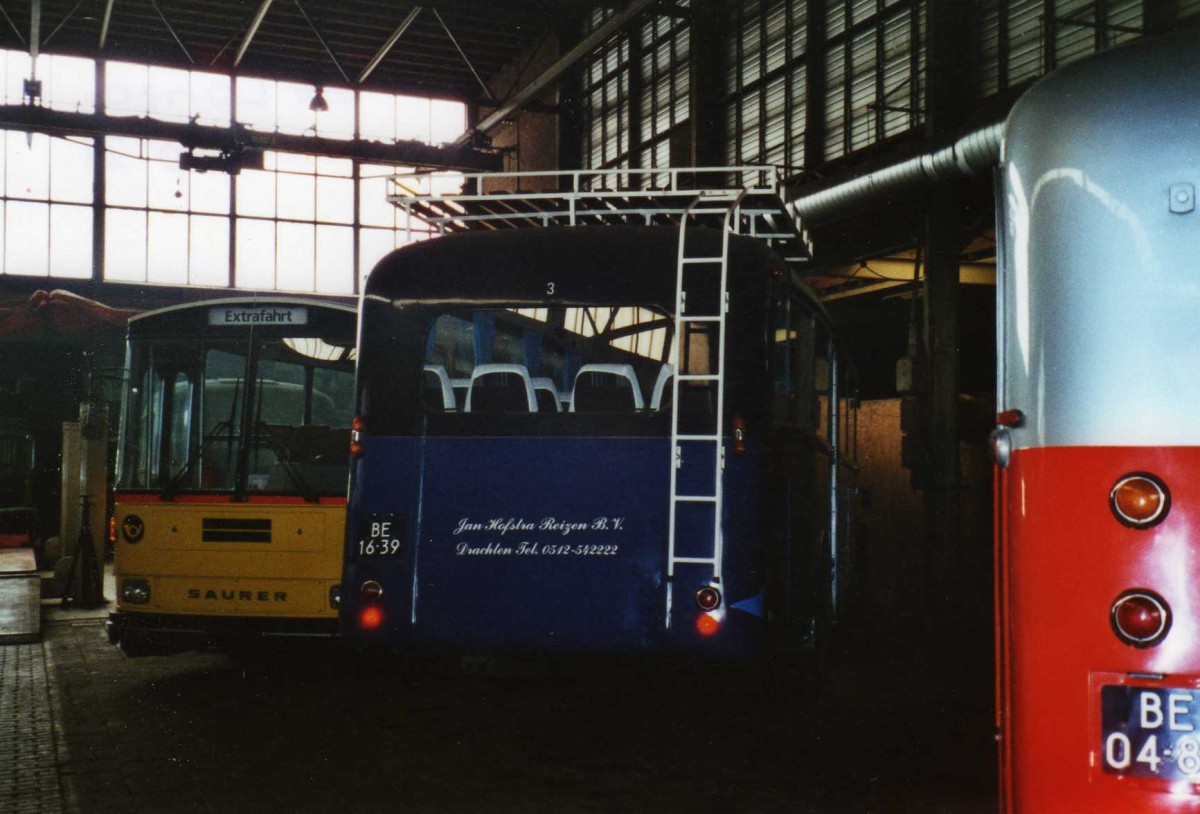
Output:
650,364,675,412
570,364,645,413
423,364,456,411
531,377,563,413
465,364,538,413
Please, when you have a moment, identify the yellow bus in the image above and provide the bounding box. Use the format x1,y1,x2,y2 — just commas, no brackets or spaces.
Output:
106,297,356,656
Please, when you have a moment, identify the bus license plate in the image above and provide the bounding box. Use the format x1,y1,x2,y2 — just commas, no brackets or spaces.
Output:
354,514,403,559
1101,685,1200,779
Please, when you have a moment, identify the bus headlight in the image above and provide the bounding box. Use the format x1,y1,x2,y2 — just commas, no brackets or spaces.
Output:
121,579,151,605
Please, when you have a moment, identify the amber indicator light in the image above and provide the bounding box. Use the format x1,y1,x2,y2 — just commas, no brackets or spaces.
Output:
350,415,365,459
1110,474,1169,528
732,415,746,456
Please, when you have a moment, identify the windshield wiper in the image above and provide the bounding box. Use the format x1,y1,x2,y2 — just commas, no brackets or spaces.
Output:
160,419,236,501
250,421,318,503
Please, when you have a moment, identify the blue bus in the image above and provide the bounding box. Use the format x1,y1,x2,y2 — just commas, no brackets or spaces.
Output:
341,220,855,659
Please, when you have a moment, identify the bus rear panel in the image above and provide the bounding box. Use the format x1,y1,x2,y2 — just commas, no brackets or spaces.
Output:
343,226,846,659
995,32,1200,811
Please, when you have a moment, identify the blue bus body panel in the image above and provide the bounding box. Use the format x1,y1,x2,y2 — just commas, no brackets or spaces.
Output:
415,436,668,651
343,435,766,657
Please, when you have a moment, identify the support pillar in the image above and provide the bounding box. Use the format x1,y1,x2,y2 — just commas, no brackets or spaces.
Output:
922,182,962,620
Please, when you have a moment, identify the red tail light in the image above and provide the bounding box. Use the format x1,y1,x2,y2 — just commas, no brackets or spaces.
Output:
996,409,1025,428
732,414,746,456
350,415,365,459
359,605,384,631
1111,474,1169,528
1111,590,1170,647
696,613,720,637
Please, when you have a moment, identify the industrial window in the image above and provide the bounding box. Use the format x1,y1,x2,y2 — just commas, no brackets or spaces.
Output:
579,4,690,186
108,62,229,126
236,152,354,293
0,52,94,279
724,0,808,173
0,48,466,293
105,137,229,287
359,91,466,145
976,0,1143,98
822,0,924,162
0,131,93,279
237,76,354,140
0,50,94,113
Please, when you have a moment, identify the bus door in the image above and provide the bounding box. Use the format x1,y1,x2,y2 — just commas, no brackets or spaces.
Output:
766,295,832,651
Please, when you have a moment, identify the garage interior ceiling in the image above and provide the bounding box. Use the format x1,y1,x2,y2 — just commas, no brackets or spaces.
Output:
0,0,594,100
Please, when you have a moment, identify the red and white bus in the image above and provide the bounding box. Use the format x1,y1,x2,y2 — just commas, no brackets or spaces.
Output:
994,31,1200,811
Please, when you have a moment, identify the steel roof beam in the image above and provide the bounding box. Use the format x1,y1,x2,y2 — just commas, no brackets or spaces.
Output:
358,5,421,84
98,0,113,49
0,103,502,170
148,0,193,64
292,0,350,83
30,0,39,62
463,0,657,142
234,0,274,67
431,7,493,103
42,0,86,47
0,3,23,46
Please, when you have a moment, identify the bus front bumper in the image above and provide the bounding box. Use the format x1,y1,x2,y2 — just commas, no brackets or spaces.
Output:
106,610,340,656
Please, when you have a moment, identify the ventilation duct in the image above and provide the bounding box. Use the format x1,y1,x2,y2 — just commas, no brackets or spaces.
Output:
787,122,1004,227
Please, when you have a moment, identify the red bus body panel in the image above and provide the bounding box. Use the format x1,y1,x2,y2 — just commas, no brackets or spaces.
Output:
998,446,1200,811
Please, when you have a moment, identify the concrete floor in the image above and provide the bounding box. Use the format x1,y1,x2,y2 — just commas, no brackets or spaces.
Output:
2,575,996,814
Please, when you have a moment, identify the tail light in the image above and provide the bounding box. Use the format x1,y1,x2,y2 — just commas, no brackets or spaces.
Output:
350,415,365,459
996,409,1025,428
696,613,720,636
358,605,384,631
732,415,746,456
1111,590,1170,648
108,516,117,544
696,585,721,611
1110,474,1169,528
361,580,383,600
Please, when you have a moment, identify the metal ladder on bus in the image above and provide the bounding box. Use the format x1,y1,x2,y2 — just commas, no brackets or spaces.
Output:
665,187,748,628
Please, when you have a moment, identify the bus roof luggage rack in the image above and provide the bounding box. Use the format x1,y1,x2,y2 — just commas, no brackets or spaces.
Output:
387,166,812,265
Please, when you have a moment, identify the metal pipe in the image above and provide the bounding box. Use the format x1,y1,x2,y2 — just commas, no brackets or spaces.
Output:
788,121,1004,226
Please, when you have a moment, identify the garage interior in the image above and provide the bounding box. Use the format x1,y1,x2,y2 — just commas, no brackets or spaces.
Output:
0,1,1187,811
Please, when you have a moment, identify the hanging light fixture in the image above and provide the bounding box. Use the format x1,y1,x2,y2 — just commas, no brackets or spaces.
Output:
309,86,329,112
